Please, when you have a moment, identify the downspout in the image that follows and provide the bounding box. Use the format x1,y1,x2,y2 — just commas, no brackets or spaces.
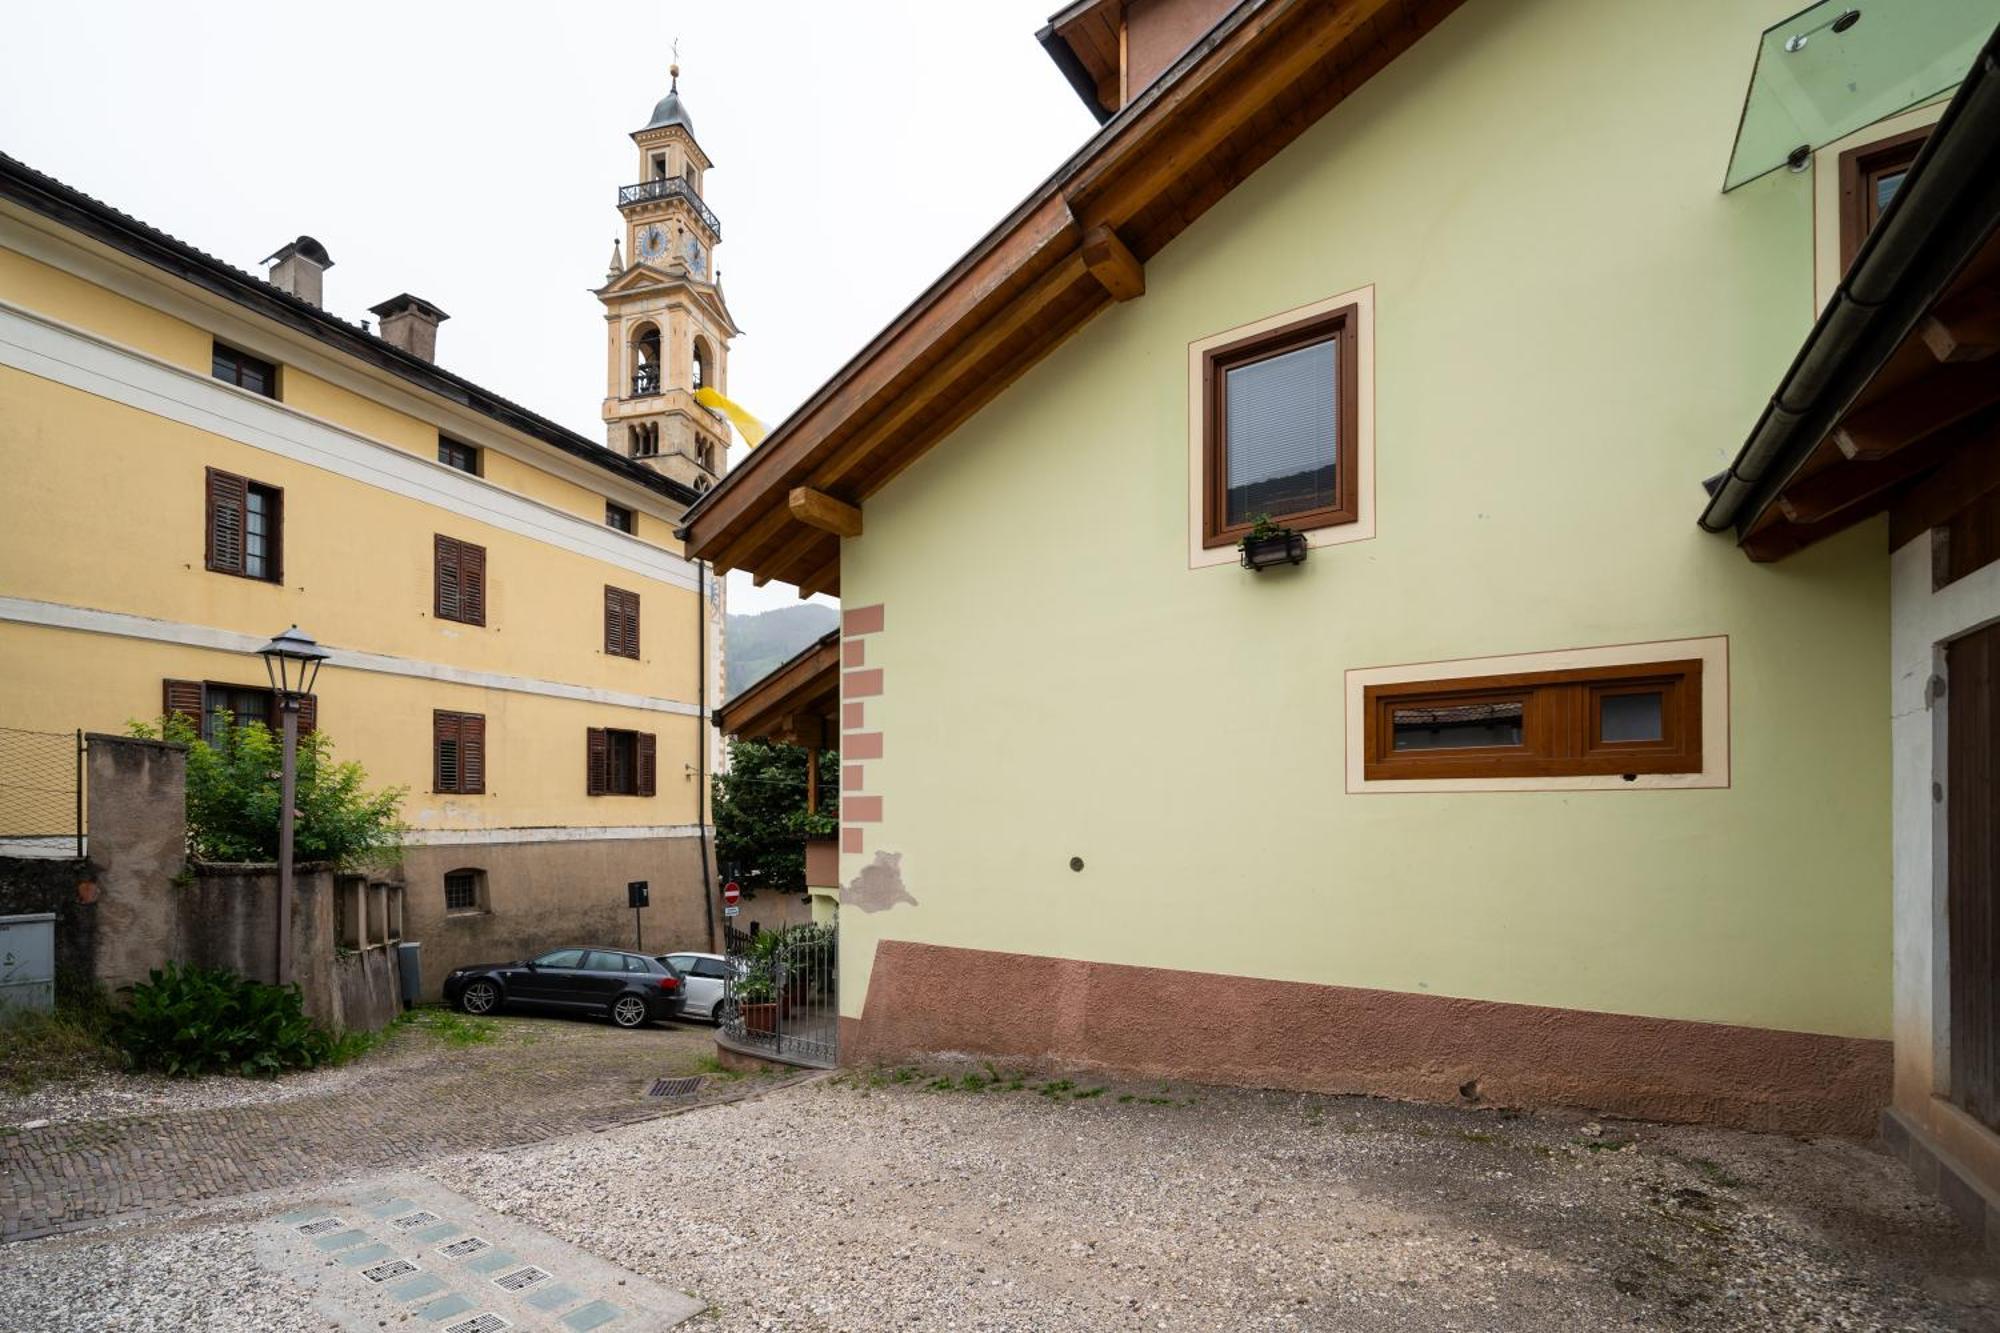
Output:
696,557,717,952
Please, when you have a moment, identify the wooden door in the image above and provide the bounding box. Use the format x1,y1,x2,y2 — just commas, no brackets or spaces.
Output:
1949,622,2000,1128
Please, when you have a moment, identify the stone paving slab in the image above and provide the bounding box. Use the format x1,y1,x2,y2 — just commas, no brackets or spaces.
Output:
251,1173,704,1332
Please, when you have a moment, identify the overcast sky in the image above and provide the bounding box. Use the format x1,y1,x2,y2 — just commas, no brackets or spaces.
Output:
0,1,1096,613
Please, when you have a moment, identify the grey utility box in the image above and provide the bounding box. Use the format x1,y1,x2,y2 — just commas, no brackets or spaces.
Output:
0,913,56,1015
396,941,422,1008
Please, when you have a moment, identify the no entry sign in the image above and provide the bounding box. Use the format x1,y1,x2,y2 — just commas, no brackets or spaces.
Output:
722,881,741,906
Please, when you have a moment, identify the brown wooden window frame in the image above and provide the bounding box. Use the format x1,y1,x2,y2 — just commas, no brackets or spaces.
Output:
586,726,656,797
1200,303,1360,549
163,677,315,741
437,436,480,475
211,341,278,398
604,585,641,659
1838,127,1929,272
205,467,283,583
432,709,486,795
434,533,487,626
605,500,635,533
1363,660,1702,782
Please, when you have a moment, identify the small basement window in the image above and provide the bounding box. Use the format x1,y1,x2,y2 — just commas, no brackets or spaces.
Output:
1201,304,1358,547
1364,660,1702,781
444,868,485,914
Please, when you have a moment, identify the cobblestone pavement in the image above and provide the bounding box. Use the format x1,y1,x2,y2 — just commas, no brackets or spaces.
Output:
0,1013,794,1243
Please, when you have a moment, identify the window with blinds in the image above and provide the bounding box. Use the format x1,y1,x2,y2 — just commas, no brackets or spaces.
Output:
434,534,487,626
604,586,641,659
586,727,656,796
1201,304,1359,547
433,710,486,794
205,468,283,582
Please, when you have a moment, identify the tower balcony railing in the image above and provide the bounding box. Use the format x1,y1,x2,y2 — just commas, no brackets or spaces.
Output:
616,177,722,239
631,365,661,397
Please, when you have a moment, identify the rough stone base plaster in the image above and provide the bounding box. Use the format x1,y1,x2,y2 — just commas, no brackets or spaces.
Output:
844,941,1891,1136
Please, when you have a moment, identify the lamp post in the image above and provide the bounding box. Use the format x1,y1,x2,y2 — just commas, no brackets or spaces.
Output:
257,626,330,987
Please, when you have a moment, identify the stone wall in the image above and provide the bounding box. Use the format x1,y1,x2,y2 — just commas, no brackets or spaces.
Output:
85,734,186,994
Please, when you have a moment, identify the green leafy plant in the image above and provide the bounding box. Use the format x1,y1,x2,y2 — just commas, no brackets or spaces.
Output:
113,962,342,1078
128,712,405,866
1239,513,1299,547
733,963,778,1005
712,739,838,896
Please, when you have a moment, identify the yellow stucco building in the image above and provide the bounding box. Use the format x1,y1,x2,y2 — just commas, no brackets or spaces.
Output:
0,74,740,987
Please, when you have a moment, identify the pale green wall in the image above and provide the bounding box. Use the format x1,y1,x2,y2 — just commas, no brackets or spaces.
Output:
840,0,1890,1039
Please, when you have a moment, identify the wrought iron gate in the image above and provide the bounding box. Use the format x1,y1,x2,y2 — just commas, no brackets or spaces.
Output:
721,920,837,1067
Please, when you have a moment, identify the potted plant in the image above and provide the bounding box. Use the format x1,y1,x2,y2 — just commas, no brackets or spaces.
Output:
1238,514,1309,571
736,963,778,1036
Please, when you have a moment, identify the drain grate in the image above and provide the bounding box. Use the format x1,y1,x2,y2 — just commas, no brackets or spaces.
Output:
648,1075,705,1097
441,1316,509,1333
389,1210,440,1231
438,1236,491,1259
492,1265,551,1293
361,1259,419,1284
295,1217,344,1236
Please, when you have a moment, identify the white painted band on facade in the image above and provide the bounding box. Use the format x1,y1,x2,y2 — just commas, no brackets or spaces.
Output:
0,596,701,717
0,299,701,591
401,824,707,846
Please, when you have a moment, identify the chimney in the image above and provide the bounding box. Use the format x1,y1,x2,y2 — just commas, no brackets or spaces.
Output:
262,236,334,307
368,293,450,363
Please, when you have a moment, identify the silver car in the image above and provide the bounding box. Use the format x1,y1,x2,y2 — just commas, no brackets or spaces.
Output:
660,952,741,1023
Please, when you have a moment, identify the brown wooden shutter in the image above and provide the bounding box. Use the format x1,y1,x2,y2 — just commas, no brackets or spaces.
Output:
623,590,640,658
163,678,205,725
462,541,486,626
462,713,486,794
586,727,609,795
295,693,316,735
434,535,460,622
636,731,657,797
205,469,246,574
603,586,621,656
433,710,459,792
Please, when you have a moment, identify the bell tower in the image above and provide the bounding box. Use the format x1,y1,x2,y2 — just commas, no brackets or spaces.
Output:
597,62,738,494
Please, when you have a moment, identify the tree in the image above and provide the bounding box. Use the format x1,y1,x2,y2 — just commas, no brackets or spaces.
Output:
712,739,837,897
129,713,406,866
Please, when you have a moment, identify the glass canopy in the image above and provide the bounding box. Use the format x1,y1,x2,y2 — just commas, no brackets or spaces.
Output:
1724,0,2000,191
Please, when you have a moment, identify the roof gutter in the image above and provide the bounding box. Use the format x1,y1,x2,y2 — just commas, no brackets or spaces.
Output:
1700,23,2000,537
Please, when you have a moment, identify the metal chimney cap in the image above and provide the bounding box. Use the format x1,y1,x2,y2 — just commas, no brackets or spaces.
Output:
261,235,334,269
368,292,451,324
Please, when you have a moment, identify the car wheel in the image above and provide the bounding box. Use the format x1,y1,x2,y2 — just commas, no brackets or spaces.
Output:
610,994,651,1029
713,997,737,1027
459,979,500,1016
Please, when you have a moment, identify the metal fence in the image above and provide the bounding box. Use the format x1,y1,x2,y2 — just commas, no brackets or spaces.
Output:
0,727,83,858
721,920,837,1068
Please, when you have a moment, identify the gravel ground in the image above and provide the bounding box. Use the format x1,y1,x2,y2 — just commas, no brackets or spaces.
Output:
3,1063,1996,1331
428,1067,2000,1332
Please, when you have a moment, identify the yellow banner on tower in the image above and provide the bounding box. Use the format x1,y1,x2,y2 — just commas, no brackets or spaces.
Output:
694,386,768,448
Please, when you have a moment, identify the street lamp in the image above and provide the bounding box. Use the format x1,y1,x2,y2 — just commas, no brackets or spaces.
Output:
257,626,330,987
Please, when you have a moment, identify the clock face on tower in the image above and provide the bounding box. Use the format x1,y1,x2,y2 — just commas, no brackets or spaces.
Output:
684,234,708,279
637,225,669,263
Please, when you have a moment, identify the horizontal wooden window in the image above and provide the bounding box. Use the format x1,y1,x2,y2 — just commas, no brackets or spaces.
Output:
1201,304,1359,548
605,501,635,533
587,726,655,796
604,585,640,659
1839,127,1928,272
433,710,486,795
1933,485,2000,592
437,437,479,474
205,468,283,582
1364,660,1702,781
212,341,277,397
434,533,487,626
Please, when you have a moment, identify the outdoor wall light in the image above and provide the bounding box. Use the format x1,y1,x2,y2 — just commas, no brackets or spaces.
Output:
257,624,331,699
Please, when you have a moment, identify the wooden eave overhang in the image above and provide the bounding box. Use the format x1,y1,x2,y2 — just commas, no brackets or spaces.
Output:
1038,0,1125,123
679,0,1463,597
713,630,841,746
1700,24,2000,562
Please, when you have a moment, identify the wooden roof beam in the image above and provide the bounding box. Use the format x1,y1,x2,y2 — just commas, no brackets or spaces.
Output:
1835,363,2000,460
797,555,841,600
1081,225,1144,301
751,525,828,588
1921,283,2000,363
788,487,863,537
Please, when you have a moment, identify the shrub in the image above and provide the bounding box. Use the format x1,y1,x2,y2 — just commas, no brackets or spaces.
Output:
128,712,405,866
114,963,339,1078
